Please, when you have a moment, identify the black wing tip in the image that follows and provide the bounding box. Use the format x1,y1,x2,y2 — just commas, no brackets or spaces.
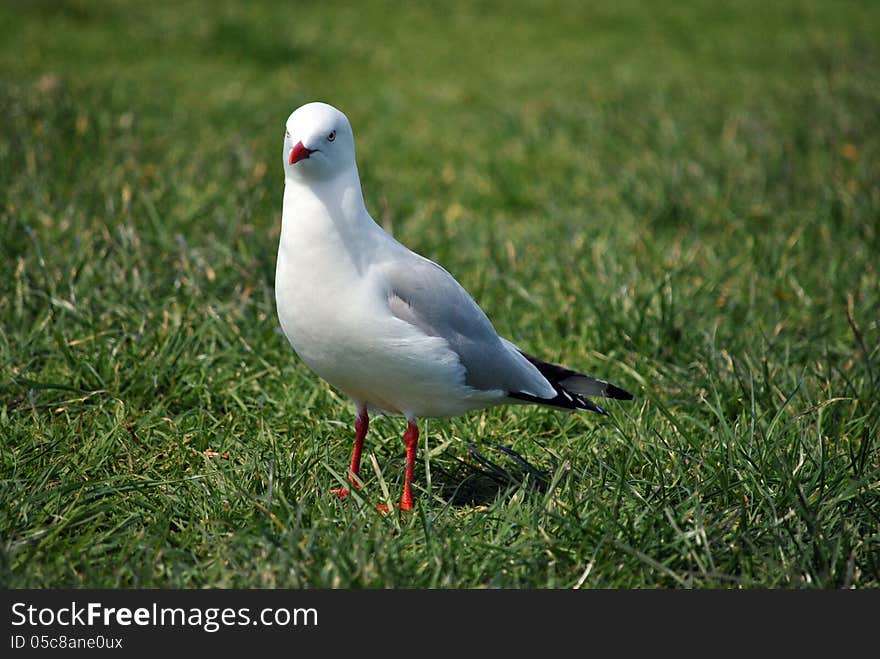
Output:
606,383,634,401
508,390,608,415
517,348,634,402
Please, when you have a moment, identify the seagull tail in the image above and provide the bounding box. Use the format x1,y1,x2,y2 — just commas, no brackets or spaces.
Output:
507,350,633,415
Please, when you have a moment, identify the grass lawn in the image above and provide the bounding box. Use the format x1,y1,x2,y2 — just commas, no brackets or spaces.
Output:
1,0,878,588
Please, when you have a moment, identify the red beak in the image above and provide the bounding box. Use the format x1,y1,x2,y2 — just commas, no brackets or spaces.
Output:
289,141,313,165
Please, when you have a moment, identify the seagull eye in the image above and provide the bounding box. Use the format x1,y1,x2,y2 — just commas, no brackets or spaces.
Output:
285,130,290,139
327,130,336,142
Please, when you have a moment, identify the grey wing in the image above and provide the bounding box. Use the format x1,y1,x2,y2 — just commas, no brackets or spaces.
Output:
380,253,555,399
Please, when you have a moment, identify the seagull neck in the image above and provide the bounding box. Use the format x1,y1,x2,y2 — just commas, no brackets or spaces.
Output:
281,168,380,267
284,167,369,224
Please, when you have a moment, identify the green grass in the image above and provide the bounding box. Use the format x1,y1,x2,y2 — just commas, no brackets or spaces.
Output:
1,0,878,588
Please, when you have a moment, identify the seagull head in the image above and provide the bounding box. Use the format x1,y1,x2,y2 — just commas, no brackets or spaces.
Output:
283,102,356,181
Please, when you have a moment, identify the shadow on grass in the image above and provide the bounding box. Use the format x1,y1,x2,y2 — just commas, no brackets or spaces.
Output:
431,443,550,507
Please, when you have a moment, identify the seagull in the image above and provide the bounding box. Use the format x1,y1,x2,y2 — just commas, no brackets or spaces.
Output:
275,102,633,511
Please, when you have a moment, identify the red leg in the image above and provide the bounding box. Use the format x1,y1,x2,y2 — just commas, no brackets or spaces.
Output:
332,407,368,499
399,420,418,511
348,410,369,482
